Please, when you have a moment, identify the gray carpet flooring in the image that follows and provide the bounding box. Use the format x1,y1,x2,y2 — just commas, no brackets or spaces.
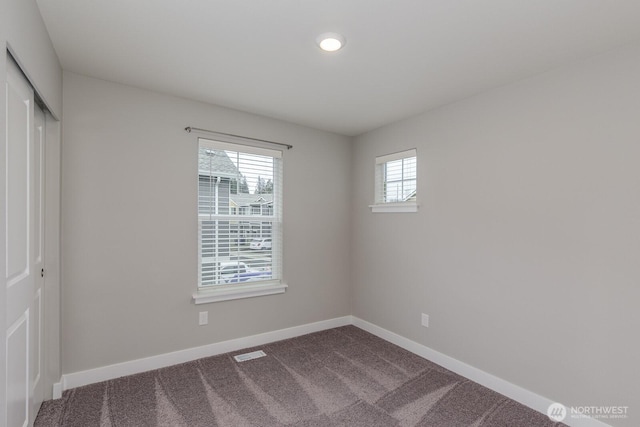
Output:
35,326,565,426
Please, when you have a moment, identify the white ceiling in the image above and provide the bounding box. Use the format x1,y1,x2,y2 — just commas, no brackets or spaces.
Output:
36,0,640,136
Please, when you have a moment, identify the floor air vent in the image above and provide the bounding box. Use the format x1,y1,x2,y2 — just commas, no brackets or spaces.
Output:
234,350,267,362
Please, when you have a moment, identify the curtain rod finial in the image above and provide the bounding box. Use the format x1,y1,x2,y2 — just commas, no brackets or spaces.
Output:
185,127,192,133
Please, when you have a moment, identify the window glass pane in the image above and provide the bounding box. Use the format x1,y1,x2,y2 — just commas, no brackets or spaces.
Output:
404,157,416,179
385,159,404,182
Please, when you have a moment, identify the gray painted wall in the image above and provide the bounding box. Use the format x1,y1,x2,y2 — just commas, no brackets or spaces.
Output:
61,72,352,374
351,43,640,426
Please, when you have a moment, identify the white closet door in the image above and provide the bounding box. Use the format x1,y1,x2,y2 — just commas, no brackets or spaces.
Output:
5,55,45,427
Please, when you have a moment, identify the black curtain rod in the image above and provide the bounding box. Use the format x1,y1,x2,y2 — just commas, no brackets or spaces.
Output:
185,126,293,150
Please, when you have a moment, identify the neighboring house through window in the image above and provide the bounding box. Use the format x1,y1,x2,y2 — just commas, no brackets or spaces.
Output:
194,138,286,303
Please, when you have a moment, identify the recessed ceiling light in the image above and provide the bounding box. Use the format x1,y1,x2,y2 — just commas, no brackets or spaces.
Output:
316,32,346,52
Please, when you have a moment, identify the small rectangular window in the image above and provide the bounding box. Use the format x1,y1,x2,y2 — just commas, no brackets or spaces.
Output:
194,138,286,303
371,149,418,213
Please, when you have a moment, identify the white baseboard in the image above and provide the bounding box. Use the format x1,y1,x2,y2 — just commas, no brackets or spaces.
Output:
61,316,352,391
59,314,609,427
52,381,63,399
351,317,611,427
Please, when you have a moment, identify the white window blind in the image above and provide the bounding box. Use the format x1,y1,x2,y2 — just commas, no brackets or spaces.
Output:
198,138,283,290
374,149,417,208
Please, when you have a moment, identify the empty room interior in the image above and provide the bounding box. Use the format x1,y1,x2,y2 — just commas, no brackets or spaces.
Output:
1,1,639,426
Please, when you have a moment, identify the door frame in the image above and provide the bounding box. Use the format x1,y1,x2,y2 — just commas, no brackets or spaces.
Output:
43,110,61,401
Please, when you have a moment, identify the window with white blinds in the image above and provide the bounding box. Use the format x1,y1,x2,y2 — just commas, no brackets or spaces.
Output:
197,138,283,297
371,149,418,213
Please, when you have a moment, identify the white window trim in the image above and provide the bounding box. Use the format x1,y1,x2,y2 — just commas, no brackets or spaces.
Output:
369,202,419,213
196,137,285,302
193,281,288,304
371,148,418,213
375,149,416,165
200,138,283,159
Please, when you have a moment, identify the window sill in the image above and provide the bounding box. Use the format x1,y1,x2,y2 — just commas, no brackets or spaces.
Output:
193,281,288,304
369,202,419,213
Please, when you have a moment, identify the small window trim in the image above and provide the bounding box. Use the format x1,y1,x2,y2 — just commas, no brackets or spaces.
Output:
370,148,418,213
369,202,418,213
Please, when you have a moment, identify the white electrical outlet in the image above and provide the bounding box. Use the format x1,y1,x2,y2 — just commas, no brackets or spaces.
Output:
199,311,208,326
421,313,429,327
